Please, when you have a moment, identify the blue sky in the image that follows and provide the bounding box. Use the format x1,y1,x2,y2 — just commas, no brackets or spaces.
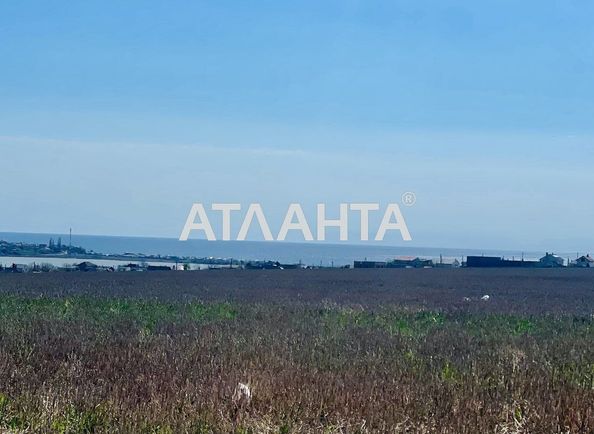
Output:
1,1,593,251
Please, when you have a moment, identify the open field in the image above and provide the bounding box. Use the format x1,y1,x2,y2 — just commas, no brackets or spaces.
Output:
0,269,593,433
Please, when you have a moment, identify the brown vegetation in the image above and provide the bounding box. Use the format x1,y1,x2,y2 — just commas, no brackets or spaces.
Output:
0,269,592,433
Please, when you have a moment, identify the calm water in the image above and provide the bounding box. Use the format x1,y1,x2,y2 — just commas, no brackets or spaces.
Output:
0,232,549,266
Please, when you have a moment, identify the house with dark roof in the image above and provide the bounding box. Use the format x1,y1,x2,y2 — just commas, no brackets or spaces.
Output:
539,253,565,268
8,263,27,273
147,265,172,271
245,261,282,270
117,263,142,272
572,255,594,268
76,261,98,272
387,257,433,268
466,256,539,268
353,261,387,269
434,257,461,268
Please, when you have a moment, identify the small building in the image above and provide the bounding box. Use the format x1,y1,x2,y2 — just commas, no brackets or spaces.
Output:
467,256,504,267
353,261,387,269
386,257,433,268
245,261,283,270
466,256,539,268
76,261,98,272
386,256,417,268
118,263,142,272
411,258,434,268
539,253,565,268
435,257,461,268
8,263,27,273
147,265,172,271
278,263,306,270
573,255,594,268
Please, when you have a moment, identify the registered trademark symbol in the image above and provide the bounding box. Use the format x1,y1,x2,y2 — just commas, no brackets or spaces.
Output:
402,192,416,206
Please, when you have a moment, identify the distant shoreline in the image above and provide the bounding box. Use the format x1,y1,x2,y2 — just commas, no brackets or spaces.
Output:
0,239,240,266
0,231,560,267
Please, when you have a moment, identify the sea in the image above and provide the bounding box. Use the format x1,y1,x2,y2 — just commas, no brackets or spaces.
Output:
0,232,550,268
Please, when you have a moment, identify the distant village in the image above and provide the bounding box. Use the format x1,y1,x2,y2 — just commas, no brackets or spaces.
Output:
1,259,316,273
0,238,87,257
1,239,593,273
354,253,594,269
0,239,243,273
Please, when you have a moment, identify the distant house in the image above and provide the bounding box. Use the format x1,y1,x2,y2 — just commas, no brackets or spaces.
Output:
539,253,564,268
118,263,142,272
387,257,433,268
278,263,305,270
386,256,417,268
245,261,282,270
76,261,98,272
147,265,171,271
435,258,461,268
466,256,539,268
467,256,504,267
353,261,387,269
411,258,434,268
9,263,27,273
573,255,594,268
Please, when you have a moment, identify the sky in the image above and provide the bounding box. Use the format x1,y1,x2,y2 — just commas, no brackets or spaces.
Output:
0,1,593,252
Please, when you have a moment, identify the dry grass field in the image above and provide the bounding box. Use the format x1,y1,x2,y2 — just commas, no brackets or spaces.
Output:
0,269,593,433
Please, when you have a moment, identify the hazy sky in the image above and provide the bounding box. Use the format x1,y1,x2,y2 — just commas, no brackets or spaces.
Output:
1,1,593,251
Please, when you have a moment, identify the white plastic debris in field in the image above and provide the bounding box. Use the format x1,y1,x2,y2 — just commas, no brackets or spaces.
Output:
481,295,490,301
233,382,252,407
